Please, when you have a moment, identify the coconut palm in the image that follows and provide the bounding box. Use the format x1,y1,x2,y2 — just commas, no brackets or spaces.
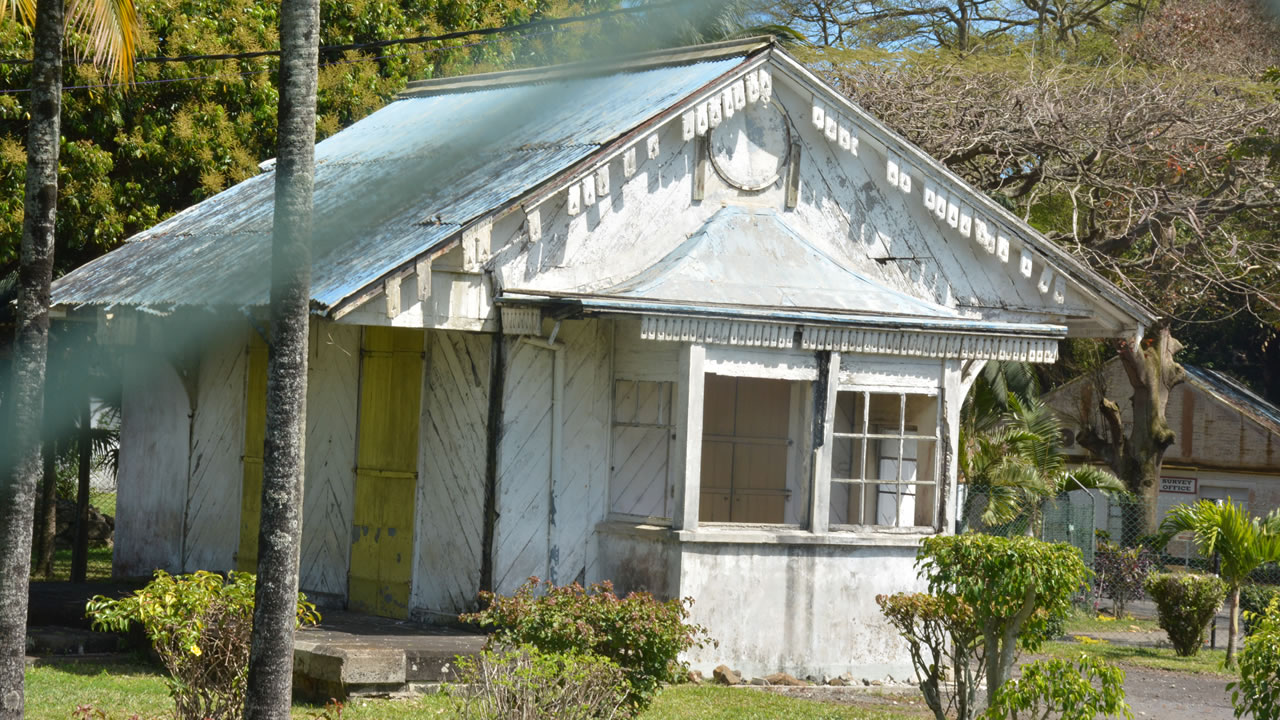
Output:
242,0,319,714
1159,500,1280,667
0,0,139,715
966,394,1126,534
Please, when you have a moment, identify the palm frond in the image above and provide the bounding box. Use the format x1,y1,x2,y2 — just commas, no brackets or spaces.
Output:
67,0,142,82
1160,500,1280,585
1058,465,1125,495
0,0,35,26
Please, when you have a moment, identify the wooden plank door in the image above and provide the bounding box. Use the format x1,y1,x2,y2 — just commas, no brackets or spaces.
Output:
349,327,423,619
237,333,269,572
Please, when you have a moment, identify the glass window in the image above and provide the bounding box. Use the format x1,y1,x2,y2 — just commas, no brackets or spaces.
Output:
699,374,807,525
828,390,939,529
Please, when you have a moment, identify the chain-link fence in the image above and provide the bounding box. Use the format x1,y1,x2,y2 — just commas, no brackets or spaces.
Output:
959,487,1280,590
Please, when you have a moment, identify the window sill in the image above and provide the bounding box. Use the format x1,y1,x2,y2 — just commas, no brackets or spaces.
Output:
596,521,936,547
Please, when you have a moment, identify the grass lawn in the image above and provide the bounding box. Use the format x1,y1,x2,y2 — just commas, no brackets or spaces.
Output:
1061,607,1159,634
25,660,921,720
31,546,113,583
1038,640,1235,676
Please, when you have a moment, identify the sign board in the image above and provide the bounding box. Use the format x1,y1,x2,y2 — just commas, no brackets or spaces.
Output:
1160,476,1198,495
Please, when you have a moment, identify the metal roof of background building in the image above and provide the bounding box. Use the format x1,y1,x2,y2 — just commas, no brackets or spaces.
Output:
1185,365,1280,437
51,46,761,312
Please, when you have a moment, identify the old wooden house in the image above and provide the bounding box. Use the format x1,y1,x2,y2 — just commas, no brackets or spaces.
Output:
51,38,1153,679
1047,360,1280,529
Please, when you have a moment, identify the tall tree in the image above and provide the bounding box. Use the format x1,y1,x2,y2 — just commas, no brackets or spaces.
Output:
241,0,318,714
0,0,138,714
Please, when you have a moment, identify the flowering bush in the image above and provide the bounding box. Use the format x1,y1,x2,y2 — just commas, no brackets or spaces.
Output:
1093,540,1158,618
461,578,709,714
87,570,319,720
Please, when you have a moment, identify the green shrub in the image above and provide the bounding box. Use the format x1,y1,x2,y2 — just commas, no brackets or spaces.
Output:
881,534,1092,720
1241,584,1280,635
461,578,709,714
877,592,983,720
983,654,1131,720
1144,572,1225,657
86,570,320,720
1092,540,1158,618
1231,597,1280,720
450,644,627,720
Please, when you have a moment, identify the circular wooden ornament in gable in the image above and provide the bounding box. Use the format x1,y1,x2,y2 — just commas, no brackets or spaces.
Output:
709,98,790,191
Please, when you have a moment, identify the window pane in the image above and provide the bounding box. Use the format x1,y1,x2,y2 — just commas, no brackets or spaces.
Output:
833,390,866,435
699,375,802,525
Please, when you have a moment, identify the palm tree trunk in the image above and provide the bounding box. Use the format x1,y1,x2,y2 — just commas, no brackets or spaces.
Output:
1227,585,1240,668
71,395,91,583
33,438,56,579
242,0,319,714
0,0,63,714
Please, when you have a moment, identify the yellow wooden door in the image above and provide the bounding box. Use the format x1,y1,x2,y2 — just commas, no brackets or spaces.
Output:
237,333,269,571
349,327,422,618
699,375,791,523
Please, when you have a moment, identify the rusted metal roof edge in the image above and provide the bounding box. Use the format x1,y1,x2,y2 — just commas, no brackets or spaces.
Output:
768,51,1158,334
398,36,776,98
324,48,770,321
1185,365,1280,438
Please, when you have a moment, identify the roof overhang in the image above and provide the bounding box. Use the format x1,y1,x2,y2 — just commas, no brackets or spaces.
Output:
498,291,1066,363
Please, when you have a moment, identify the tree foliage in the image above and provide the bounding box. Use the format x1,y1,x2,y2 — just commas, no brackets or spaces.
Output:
917,534,1092,705
964,394,1125,531
1231,596,1280,720
0,0,619,283
1160,499,1280,666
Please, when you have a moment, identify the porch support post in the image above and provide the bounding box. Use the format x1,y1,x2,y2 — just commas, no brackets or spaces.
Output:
672,343,705,531
809,351,839,533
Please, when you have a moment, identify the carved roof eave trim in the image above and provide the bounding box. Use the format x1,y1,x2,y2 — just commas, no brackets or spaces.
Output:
640,315,1061,364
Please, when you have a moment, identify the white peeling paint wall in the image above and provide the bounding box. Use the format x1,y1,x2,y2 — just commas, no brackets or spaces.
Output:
299,320,361,602
183,335,246,573
116,354,190,577
550,319,612,587
593,525,680,599
679,542,923,681
412,330,491,619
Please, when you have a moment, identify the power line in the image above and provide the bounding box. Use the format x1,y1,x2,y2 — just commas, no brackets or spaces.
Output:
0,1,679,67
0,25,567,94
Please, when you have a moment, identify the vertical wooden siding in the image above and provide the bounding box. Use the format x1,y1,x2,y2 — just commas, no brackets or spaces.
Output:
300,321,360,598
185,337,247,572
350,326,423,618
412,331,491,617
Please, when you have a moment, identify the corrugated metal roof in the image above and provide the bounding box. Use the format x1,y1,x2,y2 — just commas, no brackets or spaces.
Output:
1185,365,1280,437
52,53,752,310
595,206,962,319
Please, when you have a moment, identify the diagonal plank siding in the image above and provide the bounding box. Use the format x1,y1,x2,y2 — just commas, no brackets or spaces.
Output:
551,320,611,586
300,320,360,600
184,334,247,572
494,320,612,595
412,331,491,618
494,337,553,595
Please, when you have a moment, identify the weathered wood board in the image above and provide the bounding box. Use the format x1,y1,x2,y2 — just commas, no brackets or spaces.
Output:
350,326,423,618
184,335,247,573
116,355,189,577
412,330,491,618
300,321,360,599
